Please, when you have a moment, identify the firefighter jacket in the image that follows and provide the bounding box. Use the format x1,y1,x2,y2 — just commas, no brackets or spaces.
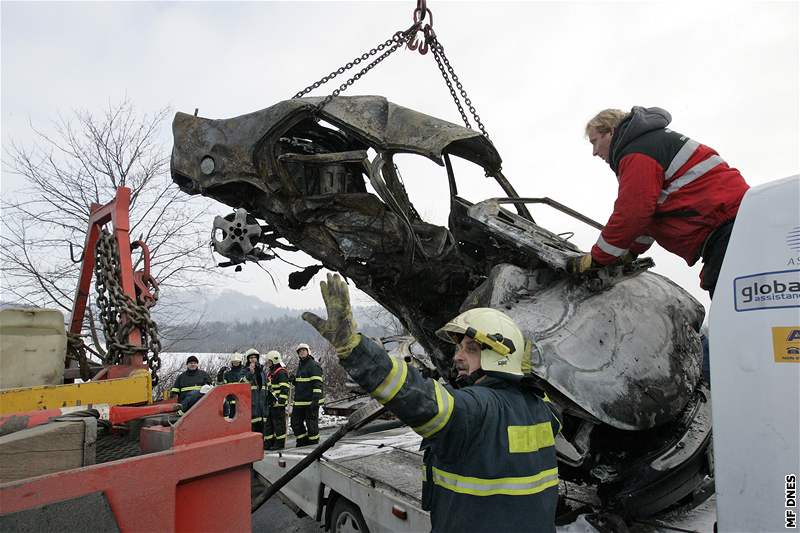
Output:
243,363,266,423
293,356,324,407
267,365,290,408
170,369,211,403
340,335,561,533
223,365,247,384
592,106,749,267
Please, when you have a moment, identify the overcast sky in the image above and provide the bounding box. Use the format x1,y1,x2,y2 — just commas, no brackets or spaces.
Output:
2,1,798,315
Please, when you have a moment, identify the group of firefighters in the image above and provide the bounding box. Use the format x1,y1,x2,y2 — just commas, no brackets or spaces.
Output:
169,343,325,450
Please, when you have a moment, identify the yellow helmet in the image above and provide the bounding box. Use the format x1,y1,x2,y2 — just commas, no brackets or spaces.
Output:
231,352,243,365
244,348,260,360
435,308,525,378
266,350,283,365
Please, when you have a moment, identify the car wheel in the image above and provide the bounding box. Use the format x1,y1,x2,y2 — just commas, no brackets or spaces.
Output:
330,498,370,533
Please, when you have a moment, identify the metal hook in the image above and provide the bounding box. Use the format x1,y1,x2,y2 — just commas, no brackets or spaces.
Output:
69,242,84,263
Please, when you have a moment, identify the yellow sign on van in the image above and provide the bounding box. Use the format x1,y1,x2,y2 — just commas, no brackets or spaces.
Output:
772,326,800,363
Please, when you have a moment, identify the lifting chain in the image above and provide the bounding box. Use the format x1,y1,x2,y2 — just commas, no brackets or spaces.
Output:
427,34,490,139
293,22,422,112
292,2,491,140
94,228,162,385
66,331,91,381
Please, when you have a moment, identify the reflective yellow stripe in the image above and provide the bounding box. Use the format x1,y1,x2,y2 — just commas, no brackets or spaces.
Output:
312,388,322,394
371,356,407,405
431,466,559,496
264,435,274,440
251,385,258,390
295,376,323,382
295,433,307,439
308,434,319,441
170,388,179,393
412,381,454,438
251,417,262,423
507,422,555,453
180,385,203,392
294,401,312,406
275,433,286,439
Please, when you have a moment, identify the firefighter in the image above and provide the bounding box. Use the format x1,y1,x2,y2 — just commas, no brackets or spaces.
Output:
574,106,750,298
222,352,246,418
170,355,212,414
290,342,324,447
243,348,266,437
303,274,560,533
264,350,290,450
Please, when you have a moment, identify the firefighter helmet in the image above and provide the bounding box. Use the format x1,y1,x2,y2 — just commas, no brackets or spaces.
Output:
231,352,243,365
296,343,311,355
244,348,260,360
435,308,525,378
266,350,283,365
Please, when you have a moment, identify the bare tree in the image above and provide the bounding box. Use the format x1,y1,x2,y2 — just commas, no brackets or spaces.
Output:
1,99,214,358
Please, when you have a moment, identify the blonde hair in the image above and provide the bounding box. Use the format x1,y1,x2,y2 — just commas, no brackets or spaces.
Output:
585,109,627,136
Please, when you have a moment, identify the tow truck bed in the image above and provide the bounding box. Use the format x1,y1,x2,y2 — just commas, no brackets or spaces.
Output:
253,425,717,532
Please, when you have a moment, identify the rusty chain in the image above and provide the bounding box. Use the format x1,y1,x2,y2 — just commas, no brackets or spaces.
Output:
66,331,91,381
292,10,491,142
427,33,490,139
293,23,422,111
94,229,162,385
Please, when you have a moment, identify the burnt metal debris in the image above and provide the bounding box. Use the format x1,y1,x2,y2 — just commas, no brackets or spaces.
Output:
171,96,711,516
171,95,704,430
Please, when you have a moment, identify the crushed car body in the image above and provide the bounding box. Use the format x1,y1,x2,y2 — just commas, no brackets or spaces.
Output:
171,95,712,517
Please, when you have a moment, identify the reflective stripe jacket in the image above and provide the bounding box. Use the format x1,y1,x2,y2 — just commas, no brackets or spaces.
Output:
223,366,246,384
268,365,290,408
170,369,211,402
341,335,560,533
593,106,749,267
293,356,324,406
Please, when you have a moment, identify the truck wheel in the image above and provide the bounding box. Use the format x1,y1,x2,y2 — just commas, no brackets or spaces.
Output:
330,498,370,533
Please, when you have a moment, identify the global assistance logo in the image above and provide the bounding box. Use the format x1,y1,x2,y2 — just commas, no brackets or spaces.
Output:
734,269,800,312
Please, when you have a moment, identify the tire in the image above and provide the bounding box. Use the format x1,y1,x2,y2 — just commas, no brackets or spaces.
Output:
330,498,370,533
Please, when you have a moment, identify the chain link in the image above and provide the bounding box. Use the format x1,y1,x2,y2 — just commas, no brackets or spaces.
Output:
293,24,420,111
428,37,490,139
291,19,490,140
66,331,91,381
94,229,162,385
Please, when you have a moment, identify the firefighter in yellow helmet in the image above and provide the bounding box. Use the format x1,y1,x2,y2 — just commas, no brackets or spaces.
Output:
290,343,324,447
264,350,290,450
303,274,560,533
243,348,266,440
222,352,246,418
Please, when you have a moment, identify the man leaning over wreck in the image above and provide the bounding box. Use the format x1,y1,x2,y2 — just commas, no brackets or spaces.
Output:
573,107,749,298
303,273,561,533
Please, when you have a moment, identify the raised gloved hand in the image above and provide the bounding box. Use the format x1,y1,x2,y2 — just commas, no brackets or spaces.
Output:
302,273,360,359
567,253,595,274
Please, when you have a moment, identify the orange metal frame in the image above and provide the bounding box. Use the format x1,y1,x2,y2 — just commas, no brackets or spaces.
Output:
0,384,263,532
70,186,149,379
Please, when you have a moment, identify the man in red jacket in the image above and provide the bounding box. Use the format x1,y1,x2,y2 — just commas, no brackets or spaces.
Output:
572,107,750,297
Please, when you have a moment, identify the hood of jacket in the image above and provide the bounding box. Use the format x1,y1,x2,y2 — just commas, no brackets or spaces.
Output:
609,106,672,172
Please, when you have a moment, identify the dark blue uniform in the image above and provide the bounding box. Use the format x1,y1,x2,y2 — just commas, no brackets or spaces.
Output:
341,335,560,533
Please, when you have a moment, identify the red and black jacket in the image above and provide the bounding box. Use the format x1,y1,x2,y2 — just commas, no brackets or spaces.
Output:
592,106,749,267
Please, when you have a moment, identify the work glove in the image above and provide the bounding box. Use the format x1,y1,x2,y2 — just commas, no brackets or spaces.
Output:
302,273,361,359
567,253,595,274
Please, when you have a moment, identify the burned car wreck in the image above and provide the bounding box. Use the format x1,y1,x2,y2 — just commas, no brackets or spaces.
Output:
171,96,712,518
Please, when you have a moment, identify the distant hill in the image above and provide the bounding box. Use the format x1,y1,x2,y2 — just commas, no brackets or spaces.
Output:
155,288,406,353
152,288,301,323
